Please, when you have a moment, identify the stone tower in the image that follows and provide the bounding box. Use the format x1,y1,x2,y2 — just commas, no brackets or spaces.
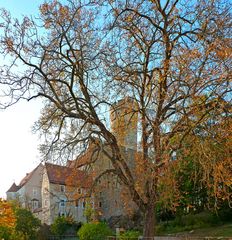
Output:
110,97,138,150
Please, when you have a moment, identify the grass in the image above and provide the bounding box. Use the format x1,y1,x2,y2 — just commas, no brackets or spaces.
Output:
156,210,232,238
170,223,232,238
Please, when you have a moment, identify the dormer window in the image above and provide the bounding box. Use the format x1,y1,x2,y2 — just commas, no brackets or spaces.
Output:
60,185,65,192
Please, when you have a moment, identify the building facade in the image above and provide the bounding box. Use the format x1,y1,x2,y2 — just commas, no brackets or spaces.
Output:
41,162,91,225
6,97,139,226
6,164,43,215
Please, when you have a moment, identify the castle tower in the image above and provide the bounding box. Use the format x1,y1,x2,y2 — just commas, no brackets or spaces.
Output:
110,97,138,150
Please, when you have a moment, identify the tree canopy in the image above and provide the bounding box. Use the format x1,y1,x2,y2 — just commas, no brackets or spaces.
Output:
0,199,16,229
0,0,231,237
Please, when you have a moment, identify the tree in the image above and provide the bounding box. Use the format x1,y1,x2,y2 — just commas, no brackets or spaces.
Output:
178,113,232,211
0,0,231,237
0,199,16,240
51,216,81,236
0,199,16,229
160,99,232,216
84,202,96,223
77,222,112,240
0,201,40,240
14,208,41,240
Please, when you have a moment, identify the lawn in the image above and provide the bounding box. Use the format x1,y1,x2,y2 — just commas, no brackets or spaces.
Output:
184,223,232,237
166,223,232,238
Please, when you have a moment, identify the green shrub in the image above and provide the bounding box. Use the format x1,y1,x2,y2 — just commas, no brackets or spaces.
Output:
51,216,81,236
37,224,52,240
0,226,12,240
0,226,25,240
119,230,141,239
77,222,113,240
84,203,96,222
14,208,41,240
218,208,232,222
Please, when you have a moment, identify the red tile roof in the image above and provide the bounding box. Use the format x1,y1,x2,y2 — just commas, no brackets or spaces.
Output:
66,142,98,168
19,164,43,187
6,183,20,193
45,163,91,188
6,164,43,193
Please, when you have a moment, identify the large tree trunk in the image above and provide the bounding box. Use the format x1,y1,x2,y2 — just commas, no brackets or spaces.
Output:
143,202,155,238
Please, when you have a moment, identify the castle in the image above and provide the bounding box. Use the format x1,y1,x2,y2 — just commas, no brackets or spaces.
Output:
6,97,139,225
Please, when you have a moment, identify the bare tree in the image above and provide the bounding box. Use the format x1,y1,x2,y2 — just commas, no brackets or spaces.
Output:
0,0,231,237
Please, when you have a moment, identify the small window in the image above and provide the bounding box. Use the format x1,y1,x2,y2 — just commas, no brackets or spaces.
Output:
82,201,86,208
75,200,79,207
33,188,37,196
78,188,81,194
60,200,65,207
171,151,177,161
59,200,66,216
99,201,102,208
60,185,65,192
32,199,39,210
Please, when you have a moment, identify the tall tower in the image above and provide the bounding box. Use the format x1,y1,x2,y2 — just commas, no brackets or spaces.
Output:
110,97,138,150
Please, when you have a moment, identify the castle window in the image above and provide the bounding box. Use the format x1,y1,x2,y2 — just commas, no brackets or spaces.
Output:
82,201,86,208
99,201,102,208
171,151,177,161
75,200,79,207
31,199,39,210
59,200,66,216
60,185,65,192
33,188,37,196
60,200,65,207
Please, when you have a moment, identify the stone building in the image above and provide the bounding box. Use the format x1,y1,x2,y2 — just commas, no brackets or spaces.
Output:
6,97,139,226
68,97,139,221
6,163,43,217
41,162,92,225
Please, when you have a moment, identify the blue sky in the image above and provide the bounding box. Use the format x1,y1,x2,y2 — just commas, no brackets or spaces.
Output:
0,0,45,198
0,0,42,18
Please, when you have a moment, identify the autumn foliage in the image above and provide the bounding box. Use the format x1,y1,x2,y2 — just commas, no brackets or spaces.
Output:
0,199,16,228
0,0,231,237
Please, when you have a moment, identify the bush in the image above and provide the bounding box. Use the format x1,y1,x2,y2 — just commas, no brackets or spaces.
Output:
0,226,12,240
15,208,41,240
77,222,113,240
218,207,232,222
37,224,52,240
119,230,141,239
0,226,25,240
51,216,82,236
